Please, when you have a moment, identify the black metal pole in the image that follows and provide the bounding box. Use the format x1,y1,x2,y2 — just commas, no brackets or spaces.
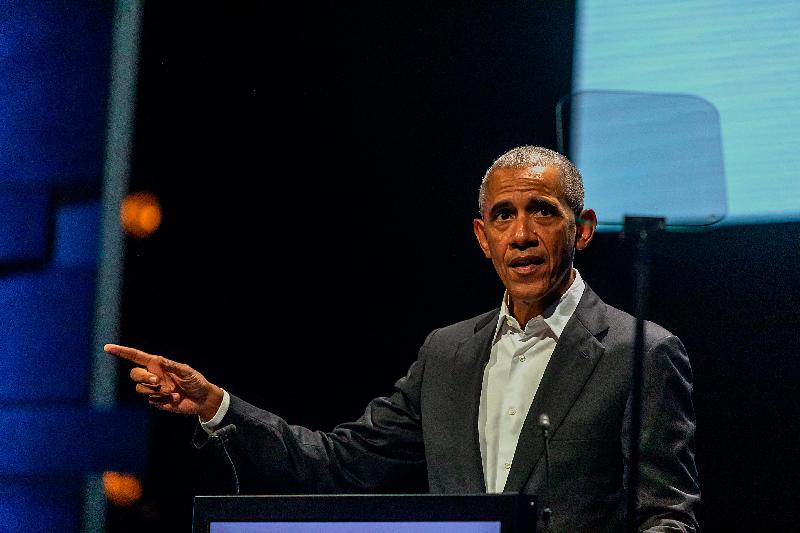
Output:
623,216,664,533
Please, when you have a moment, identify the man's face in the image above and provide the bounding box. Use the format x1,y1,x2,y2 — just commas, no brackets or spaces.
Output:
473,165,594,319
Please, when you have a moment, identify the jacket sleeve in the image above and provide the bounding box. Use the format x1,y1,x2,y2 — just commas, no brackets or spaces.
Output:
203,342,431,494
625,334,701,532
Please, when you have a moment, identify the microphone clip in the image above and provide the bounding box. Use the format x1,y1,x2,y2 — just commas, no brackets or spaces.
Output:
194,423,237,450
210,423,237,446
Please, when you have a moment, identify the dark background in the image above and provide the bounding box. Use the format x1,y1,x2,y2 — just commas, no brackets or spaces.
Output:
111,2,800,531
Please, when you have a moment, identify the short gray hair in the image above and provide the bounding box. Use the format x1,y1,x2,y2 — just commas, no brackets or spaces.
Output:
478,145,584,217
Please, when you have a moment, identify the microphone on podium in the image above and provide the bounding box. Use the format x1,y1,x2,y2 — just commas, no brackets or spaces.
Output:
538,413,552,532
209,424,240,495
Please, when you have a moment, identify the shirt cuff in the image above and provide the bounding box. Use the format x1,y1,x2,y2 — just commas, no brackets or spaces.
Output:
199,388,230,434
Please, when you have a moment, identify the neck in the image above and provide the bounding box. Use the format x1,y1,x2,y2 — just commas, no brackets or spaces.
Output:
509,269,575,325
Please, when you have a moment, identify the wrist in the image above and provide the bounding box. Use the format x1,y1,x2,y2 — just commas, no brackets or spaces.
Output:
198,383,224,422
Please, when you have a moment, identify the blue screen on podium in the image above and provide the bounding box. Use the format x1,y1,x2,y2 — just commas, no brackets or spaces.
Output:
211,523,500,533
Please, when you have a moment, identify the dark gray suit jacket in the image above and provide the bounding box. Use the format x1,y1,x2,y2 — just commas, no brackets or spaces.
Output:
211,285,700,532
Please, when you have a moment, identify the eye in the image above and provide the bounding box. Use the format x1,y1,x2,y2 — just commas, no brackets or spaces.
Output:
495,208,514,221
530,201,557,217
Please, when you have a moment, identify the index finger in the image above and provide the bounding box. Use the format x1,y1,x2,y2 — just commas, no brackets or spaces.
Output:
104,343,157,366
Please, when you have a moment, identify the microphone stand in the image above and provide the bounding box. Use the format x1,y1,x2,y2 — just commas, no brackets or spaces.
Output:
622,216,664,533
538,413,552,532
213,424,240,496
196,424,240,495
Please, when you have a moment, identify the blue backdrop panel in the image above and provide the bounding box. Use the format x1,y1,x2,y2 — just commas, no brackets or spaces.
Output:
0,185,49,264
0,407,147,476
0,266,96,403
53,201,101,267
0,1,113,187
0,479,82,533
0,2,145,531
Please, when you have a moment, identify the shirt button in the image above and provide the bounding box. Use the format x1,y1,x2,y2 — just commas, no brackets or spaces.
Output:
504,462,512,470
518,355,526,362
508,407,517,416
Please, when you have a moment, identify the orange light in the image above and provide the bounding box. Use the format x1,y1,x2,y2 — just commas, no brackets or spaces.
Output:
102,470,143,507
120,191,162,239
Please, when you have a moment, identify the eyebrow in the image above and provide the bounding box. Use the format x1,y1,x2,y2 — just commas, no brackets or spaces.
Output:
528,197,558,209
489,197,559,215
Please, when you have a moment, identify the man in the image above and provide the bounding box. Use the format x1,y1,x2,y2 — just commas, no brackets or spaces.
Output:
107,145,700,531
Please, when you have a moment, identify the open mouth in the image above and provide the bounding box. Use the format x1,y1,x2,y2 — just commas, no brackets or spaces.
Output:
509,255,545,274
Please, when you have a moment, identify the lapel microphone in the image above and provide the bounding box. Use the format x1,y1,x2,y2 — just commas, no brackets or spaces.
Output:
538,413,552,532
211,423,237,445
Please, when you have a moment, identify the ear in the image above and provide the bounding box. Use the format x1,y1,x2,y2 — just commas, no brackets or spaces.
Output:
473,218,492,258
575,209,596,251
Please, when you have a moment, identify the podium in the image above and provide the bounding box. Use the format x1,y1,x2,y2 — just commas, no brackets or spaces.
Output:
193,494,537,532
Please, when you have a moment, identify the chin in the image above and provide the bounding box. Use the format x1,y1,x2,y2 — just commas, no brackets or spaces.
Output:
508,287,550,304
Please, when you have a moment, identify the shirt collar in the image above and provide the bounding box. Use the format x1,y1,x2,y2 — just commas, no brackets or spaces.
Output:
494,269,586,340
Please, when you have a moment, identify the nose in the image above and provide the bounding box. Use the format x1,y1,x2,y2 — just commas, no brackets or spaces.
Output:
511,214,538,249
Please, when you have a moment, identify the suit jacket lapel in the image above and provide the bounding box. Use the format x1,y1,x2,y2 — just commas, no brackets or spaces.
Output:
449,310,498,492
503,286,609,492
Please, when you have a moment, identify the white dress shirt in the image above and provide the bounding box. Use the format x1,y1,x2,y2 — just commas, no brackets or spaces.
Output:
478,270,585,492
